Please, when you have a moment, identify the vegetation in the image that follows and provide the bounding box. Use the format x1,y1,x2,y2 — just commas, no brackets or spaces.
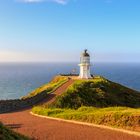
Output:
32,106,140,131
22,76,68,99
0,122,30,140
48,76,140,109
32,76,140,131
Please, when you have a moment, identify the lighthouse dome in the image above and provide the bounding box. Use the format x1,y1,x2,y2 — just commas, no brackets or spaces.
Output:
82,49,90,57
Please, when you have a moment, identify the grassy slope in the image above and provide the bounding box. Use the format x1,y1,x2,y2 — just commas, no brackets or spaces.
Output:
0,123,29,140
49,76,140,109
22,76,68,99
32,76,140,131
32,106,140,131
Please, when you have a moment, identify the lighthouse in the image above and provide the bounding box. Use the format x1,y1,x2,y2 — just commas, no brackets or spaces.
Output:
79,49,92,79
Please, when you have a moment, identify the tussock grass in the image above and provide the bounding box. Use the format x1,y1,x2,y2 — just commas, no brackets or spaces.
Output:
0,122,30,140
32,106,140,131
22,76,68,99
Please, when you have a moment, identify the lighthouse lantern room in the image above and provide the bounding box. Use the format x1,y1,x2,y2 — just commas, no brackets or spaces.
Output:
79,49,92,79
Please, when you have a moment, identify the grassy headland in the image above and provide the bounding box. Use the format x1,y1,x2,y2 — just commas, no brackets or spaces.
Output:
22,76,68,99
32,76,140,131
0,122,29,140
48,76,140,108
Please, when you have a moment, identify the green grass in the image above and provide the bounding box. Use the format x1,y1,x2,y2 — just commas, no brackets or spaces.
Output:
22,75,68,99
0,122,30,140
32,106,140,131
49,76,140,108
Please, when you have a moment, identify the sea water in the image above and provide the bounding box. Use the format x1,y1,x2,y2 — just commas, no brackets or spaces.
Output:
0,62,140,100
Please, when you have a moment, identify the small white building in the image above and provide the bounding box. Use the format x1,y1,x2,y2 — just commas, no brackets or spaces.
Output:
79,49,92,79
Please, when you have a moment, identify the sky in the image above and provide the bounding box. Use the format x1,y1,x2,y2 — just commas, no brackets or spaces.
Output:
0,0,140,62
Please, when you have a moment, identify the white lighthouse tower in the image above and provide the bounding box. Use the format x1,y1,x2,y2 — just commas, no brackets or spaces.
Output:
79,49,92,79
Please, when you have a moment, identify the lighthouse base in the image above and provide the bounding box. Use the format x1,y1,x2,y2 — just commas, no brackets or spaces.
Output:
79,64,92,79
78,73,92,79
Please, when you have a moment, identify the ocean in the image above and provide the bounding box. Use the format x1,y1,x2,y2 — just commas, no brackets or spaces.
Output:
0,62,140,100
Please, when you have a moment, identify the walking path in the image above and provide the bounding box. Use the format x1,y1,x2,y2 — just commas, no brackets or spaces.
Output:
0,79,140,140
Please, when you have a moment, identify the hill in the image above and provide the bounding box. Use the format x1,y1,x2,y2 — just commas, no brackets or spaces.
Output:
32,76,140,132
48,76,140,109
0,122,29,140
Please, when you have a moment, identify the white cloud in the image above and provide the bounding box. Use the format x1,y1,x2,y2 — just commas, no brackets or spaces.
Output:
17,0,68,4
17,0,43,3
53,0,67,5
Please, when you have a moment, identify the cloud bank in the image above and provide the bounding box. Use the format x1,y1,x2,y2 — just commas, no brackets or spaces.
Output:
17,0,68,5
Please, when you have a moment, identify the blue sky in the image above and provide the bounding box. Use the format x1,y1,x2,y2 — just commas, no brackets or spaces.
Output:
0,0,140,62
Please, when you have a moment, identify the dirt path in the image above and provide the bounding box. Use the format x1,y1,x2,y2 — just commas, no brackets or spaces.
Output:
0,79,140,140
37,79,74,105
